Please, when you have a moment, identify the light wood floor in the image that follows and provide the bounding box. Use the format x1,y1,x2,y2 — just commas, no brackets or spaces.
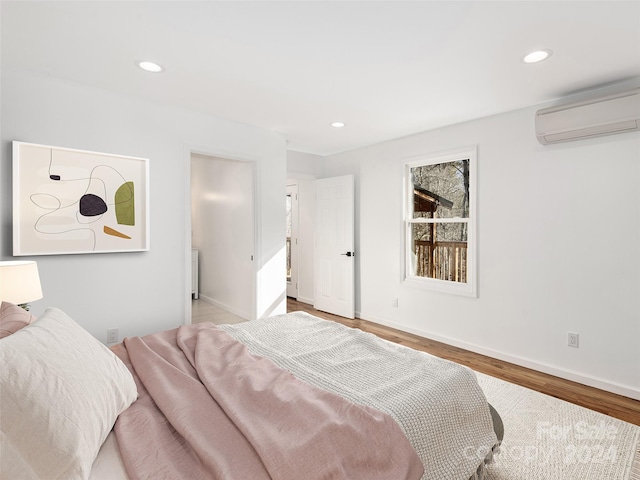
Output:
192,299,246,325
192,297,640,426
285,299,640,426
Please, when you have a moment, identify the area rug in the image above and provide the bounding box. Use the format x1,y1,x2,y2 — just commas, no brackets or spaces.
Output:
475,372,640,480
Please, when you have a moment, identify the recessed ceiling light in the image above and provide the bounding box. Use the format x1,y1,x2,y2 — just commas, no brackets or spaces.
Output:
523,49,553,64
137,60,164,73
330,122,346,128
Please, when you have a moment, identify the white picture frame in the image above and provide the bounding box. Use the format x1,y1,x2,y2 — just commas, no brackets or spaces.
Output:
13,141,150,256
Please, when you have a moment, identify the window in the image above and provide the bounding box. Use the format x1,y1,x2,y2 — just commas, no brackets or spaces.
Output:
404,147,477,297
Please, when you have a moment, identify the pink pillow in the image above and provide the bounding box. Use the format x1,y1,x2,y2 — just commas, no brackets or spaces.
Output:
0,302,37,339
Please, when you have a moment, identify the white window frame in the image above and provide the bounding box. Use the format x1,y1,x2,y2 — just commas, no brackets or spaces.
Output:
402,146,477,297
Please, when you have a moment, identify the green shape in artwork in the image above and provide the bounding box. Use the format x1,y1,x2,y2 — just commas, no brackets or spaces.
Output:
115,181,135,226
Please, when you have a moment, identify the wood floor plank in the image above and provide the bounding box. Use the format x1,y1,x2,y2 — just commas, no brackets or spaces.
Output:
287,298,640,426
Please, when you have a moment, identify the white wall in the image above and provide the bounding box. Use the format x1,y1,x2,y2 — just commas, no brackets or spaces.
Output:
1,67,287,341
191,154,255,319
288,150,324,179
287,151,324,304
323,104,640,399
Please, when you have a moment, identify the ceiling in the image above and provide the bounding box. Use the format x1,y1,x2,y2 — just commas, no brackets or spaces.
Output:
2,1,639,156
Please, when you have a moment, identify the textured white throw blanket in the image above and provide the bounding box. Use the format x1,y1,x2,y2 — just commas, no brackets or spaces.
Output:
220,312,498,480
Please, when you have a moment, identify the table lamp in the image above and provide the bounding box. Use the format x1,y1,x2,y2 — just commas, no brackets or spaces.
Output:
0,261,43,311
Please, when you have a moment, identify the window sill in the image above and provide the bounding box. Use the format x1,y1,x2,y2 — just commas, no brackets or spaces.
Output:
402,276,477,298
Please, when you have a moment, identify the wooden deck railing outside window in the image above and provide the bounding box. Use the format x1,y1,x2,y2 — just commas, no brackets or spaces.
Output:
414,240,467,283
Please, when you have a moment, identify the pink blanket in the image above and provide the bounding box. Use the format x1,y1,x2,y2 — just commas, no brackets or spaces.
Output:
113,323,424,480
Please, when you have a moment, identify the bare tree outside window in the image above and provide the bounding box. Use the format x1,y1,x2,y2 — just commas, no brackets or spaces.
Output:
407,158,471,285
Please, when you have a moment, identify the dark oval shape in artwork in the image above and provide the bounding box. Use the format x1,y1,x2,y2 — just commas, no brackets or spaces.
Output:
79,194,108,217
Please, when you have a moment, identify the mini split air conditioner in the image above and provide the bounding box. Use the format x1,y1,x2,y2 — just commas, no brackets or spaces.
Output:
535,88,640,145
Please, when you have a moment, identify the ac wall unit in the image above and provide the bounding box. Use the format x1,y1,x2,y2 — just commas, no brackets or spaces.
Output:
535,88,640,145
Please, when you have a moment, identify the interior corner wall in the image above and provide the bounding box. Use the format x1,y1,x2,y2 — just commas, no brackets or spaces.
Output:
1,67,287,342
322,106,640,399
287,150,325,179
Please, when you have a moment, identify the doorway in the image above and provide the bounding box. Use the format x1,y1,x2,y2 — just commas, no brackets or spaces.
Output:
286,183,298,299
190,153,256,321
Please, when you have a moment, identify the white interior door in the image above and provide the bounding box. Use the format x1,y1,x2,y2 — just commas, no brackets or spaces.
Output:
314,175,355,319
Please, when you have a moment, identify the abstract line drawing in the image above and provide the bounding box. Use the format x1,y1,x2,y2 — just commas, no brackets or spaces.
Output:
12,141,149,256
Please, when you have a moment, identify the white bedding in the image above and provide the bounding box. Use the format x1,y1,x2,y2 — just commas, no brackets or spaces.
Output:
88,433,128,480
0,308,137,480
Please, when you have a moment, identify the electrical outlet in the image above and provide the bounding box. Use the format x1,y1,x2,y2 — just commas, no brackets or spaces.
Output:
567,332,579,348
392,297,398,307
107,328,119,344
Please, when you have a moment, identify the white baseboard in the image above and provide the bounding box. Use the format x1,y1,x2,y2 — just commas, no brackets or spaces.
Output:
294,296,314,306
198,294,249,320
356,310,640,402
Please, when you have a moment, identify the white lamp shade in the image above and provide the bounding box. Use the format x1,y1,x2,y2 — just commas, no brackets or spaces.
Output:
0,261,43,305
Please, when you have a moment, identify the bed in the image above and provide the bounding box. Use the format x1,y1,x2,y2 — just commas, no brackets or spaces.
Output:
1,303,502,480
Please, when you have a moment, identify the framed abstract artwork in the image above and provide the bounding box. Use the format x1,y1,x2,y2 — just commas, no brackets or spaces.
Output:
12,141,150,256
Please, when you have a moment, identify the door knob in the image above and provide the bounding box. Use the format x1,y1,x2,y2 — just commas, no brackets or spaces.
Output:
341,252,355,257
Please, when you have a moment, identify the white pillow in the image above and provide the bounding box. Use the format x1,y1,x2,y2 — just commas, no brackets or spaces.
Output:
0,308,137,480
